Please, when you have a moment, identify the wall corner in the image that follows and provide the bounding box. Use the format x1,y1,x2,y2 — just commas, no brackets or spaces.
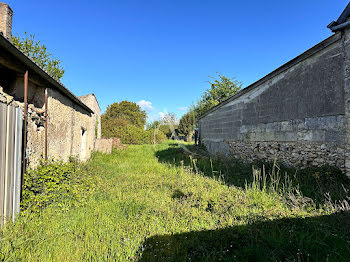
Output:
343,28,350,176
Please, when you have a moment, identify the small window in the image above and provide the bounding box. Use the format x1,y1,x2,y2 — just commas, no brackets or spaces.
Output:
80,127,87,161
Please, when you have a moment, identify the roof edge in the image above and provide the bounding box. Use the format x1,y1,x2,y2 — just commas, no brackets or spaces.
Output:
198,32,341,120
0,34,94,114
336,2,350,24
328,2,350,32
78,93,101,112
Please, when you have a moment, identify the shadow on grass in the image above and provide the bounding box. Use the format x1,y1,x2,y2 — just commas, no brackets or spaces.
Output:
138,211,350,262
155,143,350,206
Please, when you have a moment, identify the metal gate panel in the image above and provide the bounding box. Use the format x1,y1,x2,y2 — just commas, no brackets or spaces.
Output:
13,107,23,220
0,103,7,227
0,104,23,227
4,105,15,221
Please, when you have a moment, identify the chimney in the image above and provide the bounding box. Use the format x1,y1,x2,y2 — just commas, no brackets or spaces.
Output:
0,2,12,39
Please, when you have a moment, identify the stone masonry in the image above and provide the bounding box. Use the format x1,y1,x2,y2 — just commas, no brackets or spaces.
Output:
0,3,12,39
78,94,102,139
0,2,100,167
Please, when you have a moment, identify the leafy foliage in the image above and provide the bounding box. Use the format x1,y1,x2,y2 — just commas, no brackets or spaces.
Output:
178,111,196,137
176,73,241,138
160,113,178,138
146,120,160,130
145,128,167,144
11,32,65,80
102,116,166,144
1,142,349,261
22,159,99,214
161,113,178,126
0,141,350,262
158,125,174,138
101,100,161,144
146,113,178,138
102,101,146,129
101,118,129,138
194,72,242,117
107,123,166,144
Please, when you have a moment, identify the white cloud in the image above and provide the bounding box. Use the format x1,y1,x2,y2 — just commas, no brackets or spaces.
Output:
158,112,166,119
178,106,188,111
137,100,153,110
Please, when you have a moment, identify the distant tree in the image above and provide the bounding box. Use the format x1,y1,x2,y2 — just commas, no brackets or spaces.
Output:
146,113,179,139
159,113,178,138
11,32,65,80
146,120,160,130
102,100,147,130
158,125,173,139
178,111,196,140
194,73,242,117
161,113,178,126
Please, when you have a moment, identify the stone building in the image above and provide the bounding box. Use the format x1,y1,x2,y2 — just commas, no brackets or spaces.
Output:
198,3,350,175
79,94,102,139
0,2,101,167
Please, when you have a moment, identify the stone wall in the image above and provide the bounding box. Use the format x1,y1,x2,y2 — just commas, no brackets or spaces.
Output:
0,84,97,167
78,94,101,139
1,86,46,167
0,2,98,168
95,138,113,154
199,31,350,173
44,88,95,164
221,141,344,169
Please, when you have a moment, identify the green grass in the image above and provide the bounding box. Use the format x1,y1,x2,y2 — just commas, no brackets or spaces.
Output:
1,141,350,261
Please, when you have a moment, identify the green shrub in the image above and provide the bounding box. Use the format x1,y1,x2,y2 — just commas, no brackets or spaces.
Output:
101,118,129,138
114,124,145,144
22,159,99,214
1,142,350,261
104,123,167,145
144,128,167,144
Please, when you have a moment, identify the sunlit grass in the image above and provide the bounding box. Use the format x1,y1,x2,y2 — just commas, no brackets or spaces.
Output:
0,141,349,261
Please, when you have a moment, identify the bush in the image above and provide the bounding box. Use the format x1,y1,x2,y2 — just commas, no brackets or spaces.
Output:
101,118,129,138
105,124,167,145
144,128,167,144
22,159,99,213
158,124,177,138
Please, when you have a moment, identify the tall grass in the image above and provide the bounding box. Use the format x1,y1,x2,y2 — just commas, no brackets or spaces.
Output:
0,141,349,261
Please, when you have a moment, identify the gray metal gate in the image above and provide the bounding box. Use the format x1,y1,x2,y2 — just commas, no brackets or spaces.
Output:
0,103,23,227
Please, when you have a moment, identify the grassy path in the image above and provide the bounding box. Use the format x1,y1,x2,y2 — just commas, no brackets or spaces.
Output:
1,142,350,261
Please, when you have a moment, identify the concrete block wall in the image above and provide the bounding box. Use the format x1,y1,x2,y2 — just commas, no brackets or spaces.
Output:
343,27,350,172
199,31,350,173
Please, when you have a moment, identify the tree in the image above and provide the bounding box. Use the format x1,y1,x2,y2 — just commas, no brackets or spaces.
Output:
102,100,147,129
11,32,65,80
178,111,196,140
101,118,129,138
146,120,160,130
159,113,178,138
194,73,242,117
146,113,178,139
101,100,150,143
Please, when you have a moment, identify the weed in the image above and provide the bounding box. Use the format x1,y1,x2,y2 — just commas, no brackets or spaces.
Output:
0,141,349,261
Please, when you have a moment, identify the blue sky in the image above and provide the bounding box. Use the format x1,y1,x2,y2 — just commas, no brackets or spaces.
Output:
6,0,349,122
